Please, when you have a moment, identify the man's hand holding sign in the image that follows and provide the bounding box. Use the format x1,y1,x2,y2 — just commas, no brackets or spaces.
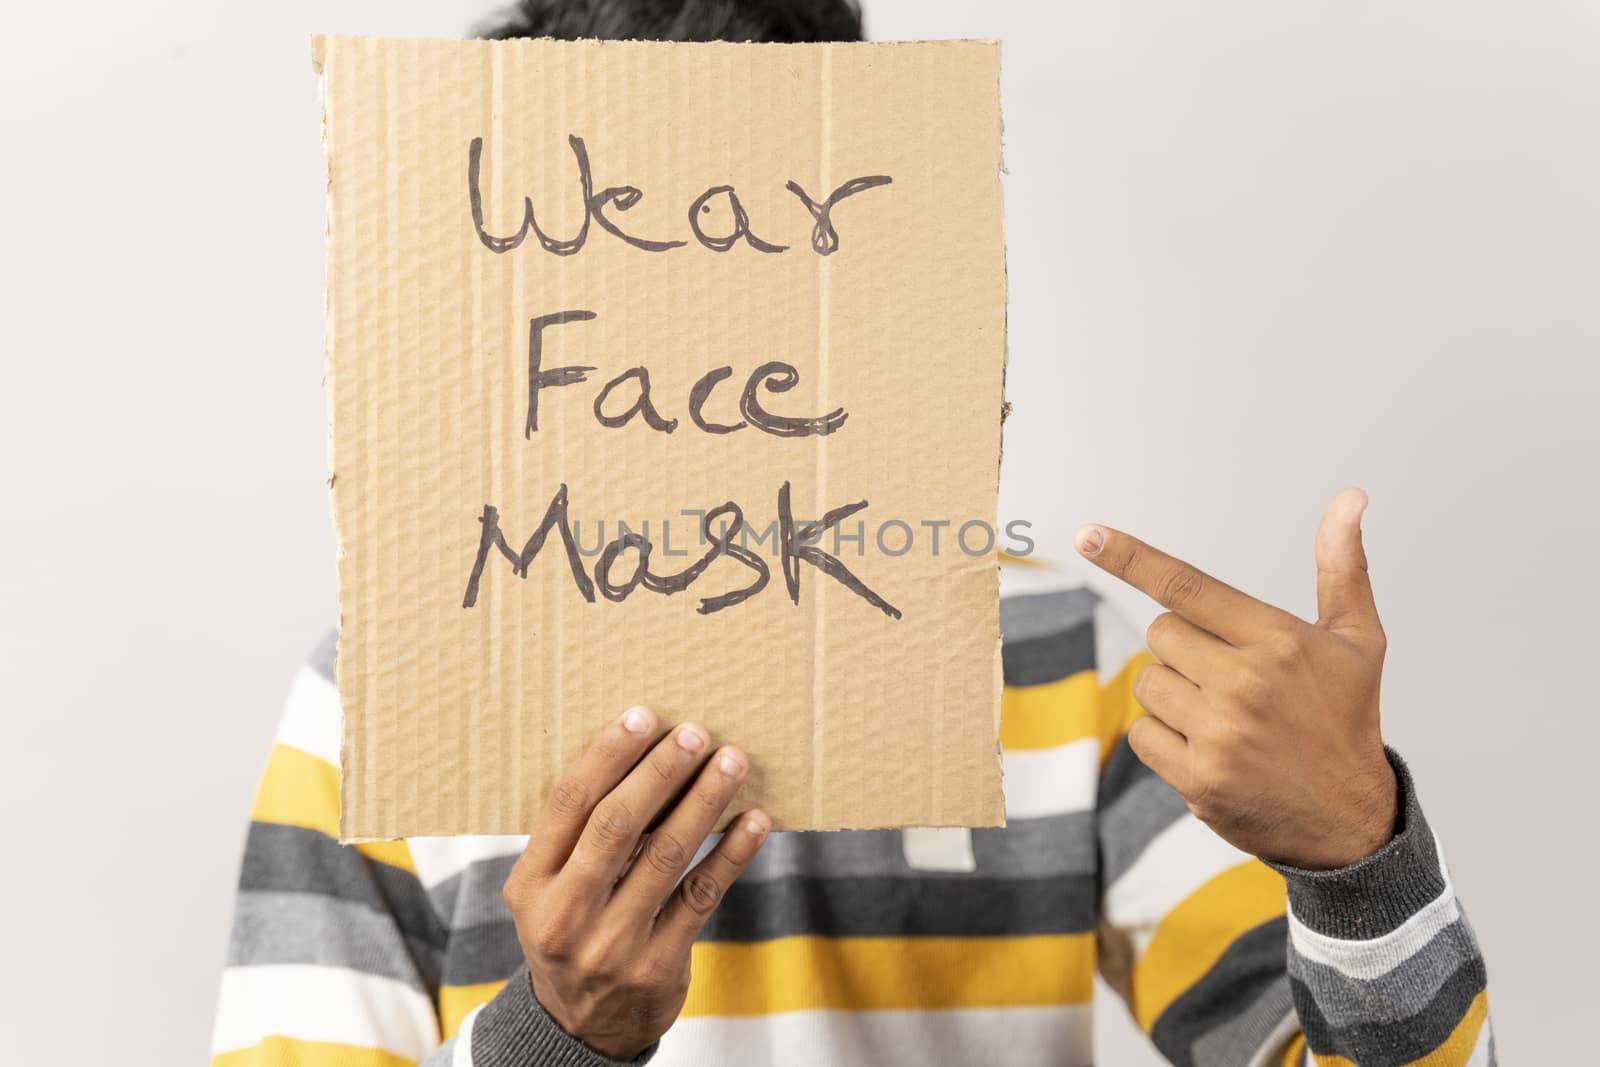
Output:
1076,487,1399,870
502,713,769,1060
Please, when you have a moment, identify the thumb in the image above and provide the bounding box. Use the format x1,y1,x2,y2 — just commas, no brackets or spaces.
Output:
1315,487,1381,639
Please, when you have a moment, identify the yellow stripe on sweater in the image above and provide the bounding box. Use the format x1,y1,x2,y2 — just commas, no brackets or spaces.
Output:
1308,990,1490,1066
212,1037,416,1067
440,981,507,1039
999,650,1158,757
1100,651,1158,763
683,933,1096,1016
440,935,1096,1033
1131,859,1287,1032
253,743,416,873
1000,671,1100,751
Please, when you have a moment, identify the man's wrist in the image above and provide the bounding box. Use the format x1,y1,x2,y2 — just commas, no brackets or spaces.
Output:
1322,752,1401,870
1266,747,1448,941
468,966,658,1067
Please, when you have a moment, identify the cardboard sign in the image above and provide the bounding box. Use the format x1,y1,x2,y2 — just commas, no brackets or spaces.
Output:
315,36,1008,840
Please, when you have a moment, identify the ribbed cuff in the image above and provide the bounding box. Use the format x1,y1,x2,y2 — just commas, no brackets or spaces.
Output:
1267,747,1449,940
469,966,657,1067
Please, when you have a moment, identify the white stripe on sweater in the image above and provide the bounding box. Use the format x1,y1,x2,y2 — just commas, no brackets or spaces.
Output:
1104,812,1251,959
407,834,530,891
1247,1012,1301,1067
212,964,439,1060
1466,1016,1495,1067
1287,836,1460,982
1001,737,1101,819
652,1004,1094,1067
451,1005,486,1067
1093,594,1150,685
275,665,342,765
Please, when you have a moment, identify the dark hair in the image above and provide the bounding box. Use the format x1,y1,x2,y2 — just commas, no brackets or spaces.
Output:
479,0,864,44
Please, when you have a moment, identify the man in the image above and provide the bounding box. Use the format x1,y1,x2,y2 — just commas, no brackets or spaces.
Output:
212,2,1495,1064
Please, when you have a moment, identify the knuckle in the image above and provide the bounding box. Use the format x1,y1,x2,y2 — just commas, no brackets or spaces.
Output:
1145,612,1177,648
634,958,685,1000
1185,755,1225,814
1158,565,1206,609
1186,785,1220,823
1126,715,1157,759
501,872,533,914
692,782,728,811
1115,541,1142,579
1226,666,1272,709
531,922,574,961
1133,664,1163,706
589,801,635,850
574,941,618,980
1263,628,1308,666
679,869,723,916
642,830,691,876
645,750,678,783
549,778,591,820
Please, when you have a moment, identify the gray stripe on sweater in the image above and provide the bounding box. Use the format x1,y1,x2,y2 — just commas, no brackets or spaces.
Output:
706,871,1099,941
1191,976,1295,1067
1003,623,1098,687
998,586,1098,642
1287,914,1483,1028
1000,588,1101,685
752,814,1099,882
1150,917,1288,1066
1098,769,1190,888
228,889,438,992
1291,954,1486,1066
427,813,1098,932
239,821,448,955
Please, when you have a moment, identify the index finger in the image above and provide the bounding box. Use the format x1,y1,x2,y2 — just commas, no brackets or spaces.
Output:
520,705,660,876
1075,524,1288,645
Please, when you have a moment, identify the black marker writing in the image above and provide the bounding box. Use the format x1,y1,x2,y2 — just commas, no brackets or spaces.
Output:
688,186,787,254
464,483,896,618
785,176,893,256
593,367,678,433
522,310,846,438
525,310,597,438
469,136,892,257
741,361,848,438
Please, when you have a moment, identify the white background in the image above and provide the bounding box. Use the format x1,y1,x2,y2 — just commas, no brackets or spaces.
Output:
2,1,1596,1063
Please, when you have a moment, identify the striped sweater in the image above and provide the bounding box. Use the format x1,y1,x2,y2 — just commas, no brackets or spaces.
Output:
213,565,1496,1066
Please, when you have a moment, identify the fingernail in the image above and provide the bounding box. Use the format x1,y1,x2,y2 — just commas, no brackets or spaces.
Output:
717,748,747,778
744,811,771,836
676,724,707,753
1076,525,1105,557
621,706,653,734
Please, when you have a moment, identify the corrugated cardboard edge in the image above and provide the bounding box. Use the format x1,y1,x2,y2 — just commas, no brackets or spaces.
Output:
991,39,1010,828
311,35,361,842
